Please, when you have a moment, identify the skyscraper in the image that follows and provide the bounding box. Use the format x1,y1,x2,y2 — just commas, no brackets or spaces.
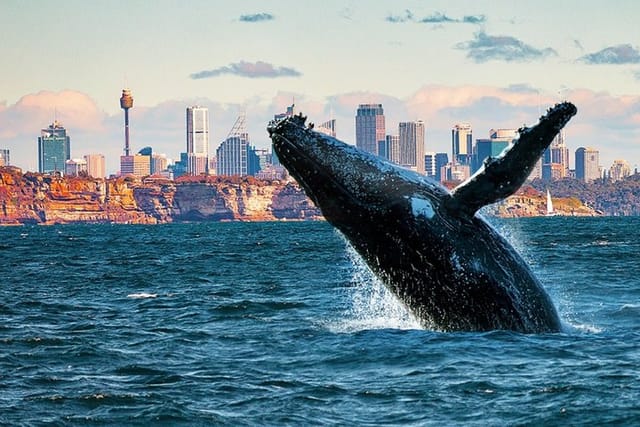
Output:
38,121,70,174
472,129,517,174
0,149,9,166
609,159,630,182
434,152,449,182
543,130,569,180
216,114,249,176
84,154,105,178
384,135,400,163
398,120,425,174
424,152,437,177
216,134,249,176
452,123,473,165
186,106,209,175
355,104,385,155
575,147,600,182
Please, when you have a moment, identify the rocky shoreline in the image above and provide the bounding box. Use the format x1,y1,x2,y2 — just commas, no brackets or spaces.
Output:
0,167,321,225
0,166,598,225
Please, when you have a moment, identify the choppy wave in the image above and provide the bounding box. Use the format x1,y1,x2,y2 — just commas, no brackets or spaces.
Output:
1,219,640,425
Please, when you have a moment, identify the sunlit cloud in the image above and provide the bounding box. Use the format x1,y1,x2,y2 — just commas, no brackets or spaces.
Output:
190,61,302,79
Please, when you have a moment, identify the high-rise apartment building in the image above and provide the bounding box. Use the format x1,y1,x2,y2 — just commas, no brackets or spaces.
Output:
434,153,449,182
542,130,569,180
355,104,385,155
384,135,400,163
575,147,600,183
398,121,425,174
38,121,71,174
217,113,250,176
609,159,630,182
424,152,438,177
84,154,105,178
452,123,473,165
0,149,9,166
186,106,209,175
216,134,249,176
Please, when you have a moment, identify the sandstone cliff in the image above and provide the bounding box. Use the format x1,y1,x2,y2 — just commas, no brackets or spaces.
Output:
1,167,597,225
0,167,321,225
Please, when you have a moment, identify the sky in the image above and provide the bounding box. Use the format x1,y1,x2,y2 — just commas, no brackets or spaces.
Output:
1,0,639,174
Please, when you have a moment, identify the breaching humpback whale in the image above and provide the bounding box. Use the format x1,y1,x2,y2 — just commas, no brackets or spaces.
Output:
268,102,577,333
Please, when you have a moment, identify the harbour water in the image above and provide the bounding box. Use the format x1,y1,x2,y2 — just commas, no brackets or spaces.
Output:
1,218,639,425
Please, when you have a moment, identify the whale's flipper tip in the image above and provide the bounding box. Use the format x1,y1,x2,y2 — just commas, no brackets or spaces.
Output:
449,101,577,216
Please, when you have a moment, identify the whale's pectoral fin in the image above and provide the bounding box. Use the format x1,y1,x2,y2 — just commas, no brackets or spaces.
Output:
446,102,577,216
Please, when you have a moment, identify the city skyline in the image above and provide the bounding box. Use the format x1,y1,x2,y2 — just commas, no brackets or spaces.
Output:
1,100,624,182
1,1,639,173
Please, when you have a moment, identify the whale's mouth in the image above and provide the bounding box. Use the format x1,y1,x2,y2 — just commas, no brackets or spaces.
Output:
271,133,335,207
271,132,368,223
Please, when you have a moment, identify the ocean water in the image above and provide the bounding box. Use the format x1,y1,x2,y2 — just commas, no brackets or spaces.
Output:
1,217,639,425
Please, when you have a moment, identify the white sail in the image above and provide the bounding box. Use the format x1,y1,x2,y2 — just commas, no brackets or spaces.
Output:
546,189,554,215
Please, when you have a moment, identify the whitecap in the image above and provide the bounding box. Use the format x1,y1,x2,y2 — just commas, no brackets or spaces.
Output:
127,293,158,299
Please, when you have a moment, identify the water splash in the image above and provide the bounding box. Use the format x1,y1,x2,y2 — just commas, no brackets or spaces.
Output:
329,239,421,333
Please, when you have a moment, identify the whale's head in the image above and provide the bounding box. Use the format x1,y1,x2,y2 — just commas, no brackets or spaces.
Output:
268,113,449,233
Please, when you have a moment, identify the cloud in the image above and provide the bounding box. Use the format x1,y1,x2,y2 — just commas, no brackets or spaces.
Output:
456,31,557,63
579,44,640,65
239,13,274,23
385,9,413,23
386,10,485,24
190,61,302,79
419,12,457,23
634,70,640,81
0,90,106,138
462,15,486,24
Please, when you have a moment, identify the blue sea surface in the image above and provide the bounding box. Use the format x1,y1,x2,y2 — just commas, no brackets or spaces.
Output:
1,218,639,425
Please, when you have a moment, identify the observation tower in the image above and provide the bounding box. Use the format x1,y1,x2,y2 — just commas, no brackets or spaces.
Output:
120,89,134,156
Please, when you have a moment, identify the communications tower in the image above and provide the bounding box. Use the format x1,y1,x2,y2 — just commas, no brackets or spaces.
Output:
120,89,133,156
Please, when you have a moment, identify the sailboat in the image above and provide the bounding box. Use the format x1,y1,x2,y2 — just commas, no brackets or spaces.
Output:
546,189,556,216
